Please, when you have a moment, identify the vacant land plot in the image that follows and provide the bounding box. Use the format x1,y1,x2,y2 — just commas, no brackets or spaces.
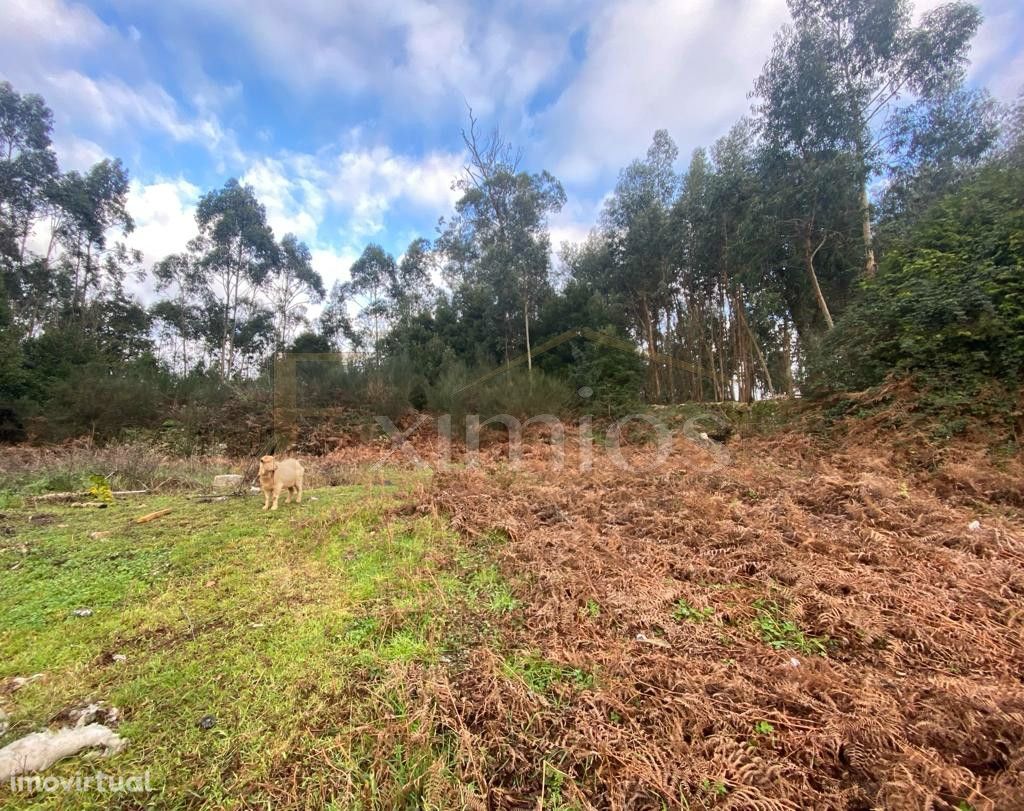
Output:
1,426,1023,810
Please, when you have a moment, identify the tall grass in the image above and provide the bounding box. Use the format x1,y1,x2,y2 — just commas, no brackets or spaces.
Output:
0,442,224,498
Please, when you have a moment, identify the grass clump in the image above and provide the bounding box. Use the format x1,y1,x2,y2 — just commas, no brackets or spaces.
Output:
673,598,714,623
502,652,595,696
753,599,829,656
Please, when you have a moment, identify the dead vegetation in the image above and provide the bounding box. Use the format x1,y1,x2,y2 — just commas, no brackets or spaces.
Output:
408,419,1024,810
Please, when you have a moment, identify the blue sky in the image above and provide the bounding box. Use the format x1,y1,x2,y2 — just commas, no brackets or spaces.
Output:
1,0,1021,294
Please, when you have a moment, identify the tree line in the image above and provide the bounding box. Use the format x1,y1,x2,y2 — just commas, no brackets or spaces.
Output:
1,0,1022,444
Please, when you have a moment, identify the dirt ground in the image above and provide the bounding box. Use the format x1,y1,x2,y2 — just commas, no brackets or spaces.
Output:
390,416,1024,810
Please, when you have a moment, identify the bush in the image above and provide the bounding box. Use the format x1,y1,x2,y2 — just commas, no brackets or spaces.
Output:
426,363,573,427
42,362,164,441
809,162,1024,394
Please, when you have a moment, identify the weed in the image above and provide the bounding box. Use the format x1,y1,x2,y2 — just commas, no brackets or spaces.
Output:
673,598,714,623
502,652,595,695
753,600,829,656
699,778,729,798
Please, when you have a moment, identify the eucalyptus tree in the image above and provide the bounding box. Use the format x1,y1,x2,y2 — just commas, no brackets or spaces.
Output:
440,112,565,371
152,251,208,374
267,234,325,352
319,280,357,352
49,159,134,321
755,0,982,277
599,129,679,399
0,83,57,266
348,243,398,362
193,179,278,378
877,86,1000,235
394,237,436,318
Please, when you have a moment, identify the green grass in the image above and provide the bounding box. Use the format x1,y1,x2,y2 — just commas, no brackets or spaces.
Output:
0,473,511,809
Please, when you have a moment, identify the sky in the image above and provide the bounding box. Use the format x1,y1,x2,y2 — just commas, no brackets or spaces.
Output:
1,0,1022,296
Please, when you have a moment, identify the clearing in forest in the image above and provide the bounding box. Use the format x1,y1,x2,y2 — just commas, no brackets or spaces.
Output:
1,416,1023,809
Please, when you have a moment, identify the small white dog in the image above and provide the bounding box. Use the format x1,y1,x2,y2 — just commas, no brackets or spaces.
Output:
258,455,304,511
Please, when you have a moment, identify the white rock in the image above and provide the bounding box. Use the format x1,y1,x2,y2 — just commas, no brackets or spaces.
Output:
212,474,243,489
968,520,981,532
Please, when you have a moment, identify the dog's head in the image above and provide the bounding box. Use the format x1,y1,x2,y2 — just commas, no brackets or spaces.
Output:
258,455,277,478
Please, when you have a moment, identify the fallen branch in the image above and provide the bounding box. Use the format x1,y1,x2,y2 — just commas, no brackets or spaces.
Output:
27,491,87,503
135,508,172,524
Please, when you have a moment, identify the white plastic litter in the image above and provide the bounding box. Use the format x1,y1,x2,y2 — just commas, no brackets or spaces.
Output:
968,520,982,532
0,723,126,782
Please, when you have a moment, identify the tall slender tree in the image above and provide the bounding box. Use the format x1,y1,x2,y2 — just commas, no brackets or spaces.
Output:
193,179,278,378
755,0,981,277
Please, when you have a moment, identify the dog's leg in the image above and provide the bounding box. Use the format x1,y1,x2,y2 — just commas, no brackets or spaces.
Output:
271,485,281,510
285,487,292,504
262,490,269,510
296,477,303,504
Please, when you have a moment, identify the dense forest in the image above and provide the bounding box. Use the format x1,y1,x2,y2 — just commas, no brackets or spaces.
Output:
1,0,1021,444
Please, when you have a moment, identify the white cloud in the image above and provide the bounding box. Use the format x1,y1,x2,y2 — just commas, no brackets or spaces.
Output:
126,177,201,267
969,0,1024,100
241,143,462,259
38,71,243,166
0,0,109,51
163,0,571,121
311,246,361,290
51,134,108,172
537,0,790,184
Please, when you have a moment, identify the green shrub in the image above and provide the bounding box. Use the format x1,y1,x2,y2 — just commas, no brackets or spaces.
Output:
810,162,1024,394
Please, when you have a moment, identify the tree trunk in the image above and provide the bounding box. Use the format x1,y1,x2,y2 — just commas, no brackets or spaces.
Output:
524,296,532,373
736,292,773,396
804,234,834,330
664,308,677,403
860,181,877,278
641,297,661,401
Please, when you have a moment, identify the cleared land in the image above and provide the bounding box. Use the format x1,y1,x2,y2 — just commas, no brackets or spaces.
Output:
1,409,1023,809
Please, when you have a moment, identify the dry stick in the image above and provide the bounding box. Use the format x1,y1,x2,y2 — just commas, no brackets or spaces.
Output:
135,508,172,524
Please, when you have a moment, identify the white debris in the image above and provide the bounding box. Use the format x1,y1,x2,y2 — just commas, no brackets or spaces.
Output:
72,608,93,617
88,531,111,540
212,474,243,489
5,674,43,692
112,654,127,663
66,704,120,726
968,520,982,532
0,724,126,782
634,632,671,649
789,657,801,668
